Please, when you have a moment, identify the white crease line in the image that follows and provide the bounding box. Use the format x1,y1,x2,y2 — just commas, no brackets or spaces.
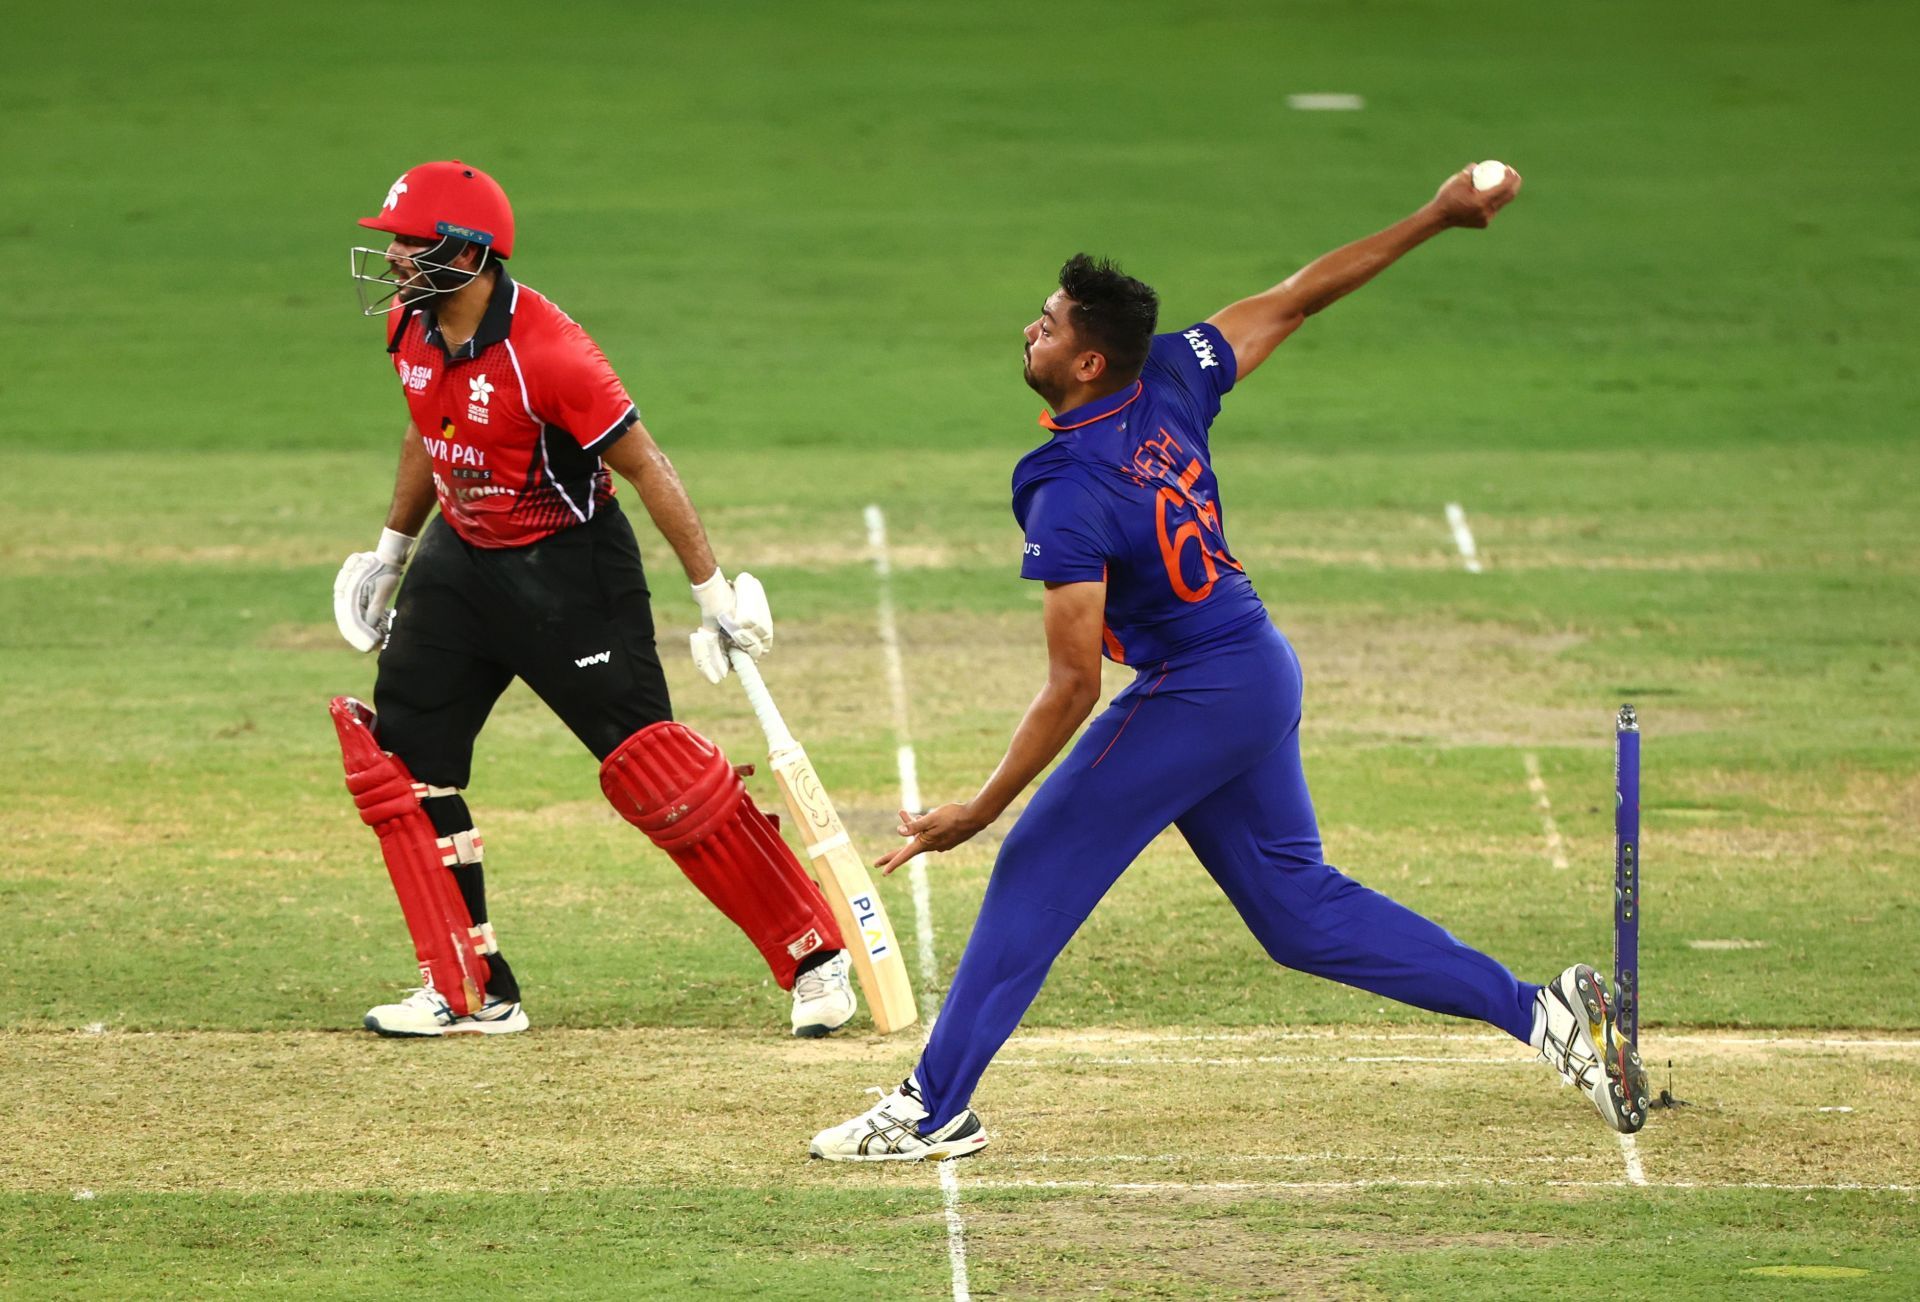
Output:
1522,753,1570,870
1444,502,1484,573
1286,93,1365,111
1004,1029,1920,1051
999,1055,1528,1068
939,1160,969,1299
1012,1153,1603,1166
866,505,939,1024
866,503,969,1302
1618,1133,1648,1186
967,1178,1918,1194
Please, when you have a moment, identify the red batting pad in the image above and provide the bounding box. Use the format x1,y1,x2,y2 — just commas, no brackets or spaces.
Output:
331,697,490,1016
601,722,843,990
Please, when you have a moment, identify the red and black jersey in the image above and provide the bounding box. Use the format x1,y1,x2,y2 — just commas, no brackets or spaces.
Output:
386,270,639,548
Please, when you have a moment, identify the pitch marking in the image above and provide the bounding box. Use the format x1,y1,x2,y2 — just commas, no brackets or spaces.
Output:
866,505,940,1025
999,1054,1530,1068
1521,753,1570,870
1016,1153,1604,1166
867,503,971,1302
1003,1030,1920,1051
1444,502,1484,572
1617,1133,1648,1186
1287,93,1366,111
969,1177,1919,1194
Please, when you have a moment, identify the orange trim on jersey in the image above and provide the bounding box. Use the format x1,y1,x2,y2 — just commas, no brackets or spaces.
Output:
1101,622,1126,663
1091,663,1170,769
1039,381,1144,432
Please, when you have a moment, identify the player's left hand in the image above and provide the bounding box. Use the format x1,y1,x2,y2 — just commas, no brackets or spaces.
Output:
332,528,416,653
1432,162,1523,229
877,802,986,875
689,569,774,684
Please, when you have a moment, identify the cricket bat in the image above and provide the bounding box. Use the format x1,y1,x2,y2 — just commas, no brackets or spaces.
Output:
726,647,919,1034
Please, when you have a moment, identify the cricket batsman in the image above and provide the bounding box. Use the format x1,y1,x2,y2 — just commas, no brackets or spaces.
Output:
811,163,1651,1159
333,160,856,1038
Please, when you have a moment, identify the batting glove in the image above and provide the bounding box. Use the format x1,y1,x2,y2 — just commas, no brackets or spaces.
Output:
332,528,415,653
689,569,773,684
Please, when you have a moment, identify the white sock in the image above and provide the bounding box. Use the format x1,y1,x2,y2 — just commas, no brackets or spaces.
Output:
1527,994,1548,1051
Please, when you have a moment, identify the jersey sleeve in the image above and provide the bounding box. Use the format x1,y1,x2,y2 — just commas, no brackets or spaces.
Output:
514,321,639,453
1018,476,1115,584
1142,322,1237,425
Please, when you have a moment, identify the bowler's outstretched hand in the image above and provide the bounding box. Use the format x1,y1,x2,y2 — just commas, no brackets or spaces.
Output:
1432,162,1523,228
877,802,986,875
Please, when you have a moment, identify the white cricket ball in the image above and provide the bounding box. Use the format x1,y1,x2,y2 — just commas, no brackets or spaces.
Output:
1471,160,1509,192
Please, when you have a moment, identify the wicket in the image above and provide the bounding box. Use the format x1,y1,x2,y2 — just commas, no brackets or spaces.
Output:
1613,703,1641,1047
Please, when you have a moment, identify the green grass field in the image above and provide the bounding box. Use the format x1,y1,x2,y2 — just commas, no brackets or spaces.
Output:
4,0,1917,1296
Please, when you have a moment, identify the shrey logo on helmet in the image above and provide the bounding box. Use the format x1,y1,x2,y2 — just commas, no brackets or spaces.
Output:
349,161,517,317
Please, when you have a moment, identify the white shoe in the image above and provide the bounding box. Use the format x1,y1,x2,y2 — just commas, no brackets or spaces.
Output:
791,951,857,1038
1532,964,1649,1133
363,987,530,1038
809,1075,988,1162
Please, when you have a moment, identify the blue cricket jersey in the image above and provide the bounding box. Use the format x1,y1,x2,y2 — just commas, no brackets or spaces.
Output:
1012,322,1268,665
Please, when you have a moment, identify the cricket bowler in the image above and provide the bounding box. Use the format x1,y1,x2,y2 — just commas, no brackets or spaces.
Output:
333,160,856,1038
811,164,1650,1160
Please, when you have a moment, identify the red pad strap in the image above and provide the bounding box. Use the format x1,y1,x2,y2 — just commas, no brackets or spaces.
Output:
601,722,843,990
330,696,490,1016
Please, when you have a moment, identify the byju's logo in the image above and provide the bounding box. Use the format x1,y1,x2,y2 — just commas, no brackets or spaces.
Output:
1023,541,1042,557
383,178,408,211
1183,328,1219,370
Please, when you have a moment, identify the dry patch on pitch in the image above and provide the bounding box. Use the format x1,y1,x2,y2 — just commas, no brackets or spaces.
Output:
1650,767,1920,882
1230,509,1776,576
3,794,196,866
959,1192,1382,1300
2,538,348,576
1667,765,1920,826
773,606,1634,754
5,1027,1913,1199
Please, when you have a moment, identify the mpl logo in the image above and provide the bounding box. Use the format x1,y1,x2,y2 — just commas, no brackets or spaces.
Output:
467,373,494,424
1183,328,1219,370
398,360,433,392
383,177,408,211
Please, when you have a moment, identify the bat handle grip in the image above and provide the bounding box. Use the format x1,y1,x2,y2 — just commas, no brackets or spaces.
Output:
727,647,797,753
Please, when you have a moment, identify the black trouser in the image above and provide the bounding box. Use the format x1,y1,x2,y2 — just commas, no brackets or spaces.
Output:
374,502,673,787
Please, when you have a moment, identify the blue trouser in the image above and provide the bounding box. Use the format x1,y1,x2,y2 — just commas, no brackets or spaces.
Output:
915,620,1541,1129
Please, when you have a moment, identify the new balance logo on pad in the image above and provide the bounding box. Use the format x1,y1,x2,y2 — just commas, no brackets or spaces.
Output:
574,650,612,668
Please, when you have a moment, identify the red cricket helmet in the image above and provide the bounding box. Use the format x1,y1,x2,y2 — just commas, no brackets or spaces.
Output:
358,160,515,258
